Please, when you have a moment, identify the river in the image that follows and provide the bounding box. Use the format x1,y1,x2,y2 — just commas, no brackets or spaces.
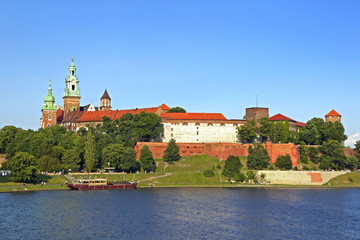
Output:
1,188,359,239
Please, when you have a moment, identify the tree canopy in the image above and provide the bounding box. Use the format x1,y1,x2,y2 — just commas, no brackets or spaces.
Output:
6,152,38,183
222,155,242,178
275,154,293,170
167,107,186,113
247,144,270,170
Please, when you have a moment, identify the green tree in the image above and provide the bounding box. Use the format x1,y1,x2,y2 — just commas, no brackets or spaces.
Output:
37,155,62,173
84,132,96,172
222,155,242,178
62,149,81,172
0,125,20,153
139,145,155,172
258,117,273,142
120,148,140,173
234,173,246,182
247,143,270,170
299,118,325,145
163,139,181,163
237,120,257,143
269,122,288,143
275,154,293,170
308,147,320,164
102,144,124,171
246,170,256,181
319,140,347,170
298,142,308,164
167,107,186,113
6,152,38,183
324,121,347,143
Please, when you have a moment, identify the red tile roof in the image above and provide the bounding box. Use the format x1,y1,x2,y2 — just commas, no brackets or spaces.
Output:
296,121,306,127
325,109,341,117
268,114,295,122
160,104,170,110
76,107,161,123
160,112,227,120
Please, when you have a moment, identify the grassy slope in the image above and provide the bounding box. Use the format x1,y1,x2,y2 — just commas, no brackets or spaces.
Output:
328,172,360,187
0,175,69,192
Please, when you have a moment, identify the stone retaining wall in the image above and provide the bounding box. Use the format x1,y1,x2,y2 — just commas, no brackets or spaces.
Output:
257,171,346,185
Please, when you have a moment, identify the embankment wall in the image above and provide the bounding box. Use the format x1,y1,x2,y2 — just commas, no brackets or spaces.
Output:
257,170,346,185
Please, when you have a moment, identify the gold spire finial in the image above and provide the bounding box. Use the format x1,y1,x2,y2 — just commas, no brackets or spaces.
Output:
72,56,74,62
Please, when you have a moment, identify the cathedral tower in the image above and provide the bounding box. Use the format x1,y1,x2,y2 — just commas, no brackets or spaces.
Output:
63,58,81,114
41,80,57,128
100,89,111,111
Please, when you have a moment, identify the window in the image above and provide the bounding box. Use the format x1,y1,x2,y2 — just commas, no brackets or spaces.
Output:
47,123,50,127
171,133,173,137
72,70,74,75
197,131,199,135
48,115,52,120
171,128,173,131
72,85,75,90
197,127,199,130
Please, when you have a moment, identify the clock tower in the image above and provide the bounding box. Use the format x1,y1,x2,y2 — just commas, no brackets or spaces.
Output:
63,58,81,115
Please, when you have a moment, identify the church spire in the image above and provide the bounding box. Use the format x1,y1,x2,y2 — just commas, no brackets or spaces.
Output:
64,58,80,97
42,80,57,110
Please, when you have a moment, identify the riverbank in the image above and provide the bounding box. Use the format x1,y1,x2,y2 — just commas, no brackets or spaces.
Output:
1,155,359,192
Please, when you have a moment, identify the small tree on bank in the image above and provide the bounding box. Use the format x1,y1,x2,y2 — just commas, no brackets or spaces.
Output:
247,144,270,170
140,145,155,172
163,139,180,164
222,155,242,178
275,154,293,170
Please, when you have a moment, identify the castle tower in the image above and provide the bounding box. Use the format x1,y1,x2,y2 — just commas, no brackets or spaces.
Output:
325,109,341,123
63,58,81,115
100,89,111,111
41,80,57,128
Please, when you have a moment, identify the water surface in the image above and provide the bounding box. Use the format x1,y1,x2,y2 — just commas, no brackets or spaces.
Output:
1,188,359,239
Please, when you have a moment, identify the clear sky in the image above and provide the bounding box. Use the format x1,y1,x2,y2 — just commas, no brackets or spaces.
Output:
0,1,359,146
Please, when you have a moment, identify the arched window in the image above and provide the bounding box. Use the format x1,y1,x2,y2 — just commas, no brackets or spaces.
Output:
47,123,51,127
48,115,52,120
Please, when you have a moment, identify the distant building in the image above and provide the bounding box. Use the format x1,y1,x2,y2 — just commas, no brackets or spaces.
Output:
325,109,341,123
245,107,269,121
268,113,305,133
161,113,246,143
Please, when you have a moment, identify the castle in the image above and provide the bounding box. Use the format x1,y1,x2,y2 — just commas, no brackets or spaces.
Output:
41,60,341,144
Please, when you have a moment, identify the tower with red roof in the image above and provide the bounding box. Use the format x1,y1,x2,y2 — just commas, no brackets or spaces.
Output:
325,109,341,123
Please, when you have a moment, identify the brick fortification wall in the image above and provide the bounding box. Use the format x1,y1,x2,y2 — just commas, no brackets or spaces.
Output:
135,142,298,166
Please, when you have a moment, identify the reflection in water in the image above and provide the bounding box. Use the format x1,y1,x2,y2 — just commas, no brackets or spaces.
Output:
0,188,359,239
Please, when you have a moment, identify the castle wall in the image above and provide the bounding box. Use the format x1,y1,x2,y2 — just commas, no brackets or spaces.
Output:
135,142,299,166
162,122,242,143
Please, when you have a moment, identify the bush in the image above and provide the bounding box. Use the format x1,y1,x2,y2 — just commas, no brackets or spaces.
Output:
203,169,215,177
234,173,246,182
303,166,309,170
246,171,255,180
269,165,274,170
293,167,298,171
217,164,221,170
275,154,293,170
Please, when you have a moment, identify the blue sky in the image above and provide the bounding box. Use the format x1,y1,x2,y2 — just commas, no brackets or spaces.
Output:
0,1,359,146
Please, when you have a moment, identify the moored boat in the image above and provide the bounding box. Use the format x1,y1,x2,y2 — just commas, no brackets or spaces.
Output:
67,178,137,190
